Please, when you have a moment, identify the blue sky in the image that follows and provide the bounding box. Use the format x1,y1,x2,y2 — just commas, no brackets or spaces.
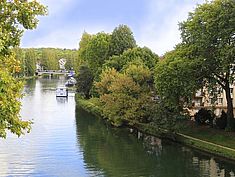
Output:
21,0,204,56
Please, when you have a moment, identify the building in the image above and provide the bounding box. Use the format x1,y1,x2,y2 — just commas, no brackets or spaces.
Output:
192,84,235,116
59,58,66,70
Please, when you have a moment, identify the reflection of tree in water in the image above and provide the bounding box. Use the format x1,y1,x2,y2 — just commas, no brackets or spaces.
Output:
75,107,235,177
75,107,162,176
137,132,162,156
24,79,36,95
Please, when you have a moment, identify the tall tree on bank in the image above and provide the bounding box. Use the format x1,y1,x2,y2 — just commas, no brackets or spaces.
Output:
76,65,94,99
0,1,47,138
109,25,137,56
154,48,203,111
179,0,235,130
85,32,110,74
78,32,93,65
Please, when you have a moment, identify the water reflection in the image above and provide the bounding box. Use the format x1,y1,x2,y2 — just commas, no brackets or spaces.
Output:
56,97,68,104
75,107,235,177
0,77,234,176
23,79,36,96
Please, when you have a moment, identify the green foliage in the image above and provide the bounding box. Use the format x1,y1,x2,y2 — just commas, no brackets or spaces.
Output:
24,49,36,76
0,1,47,137
123,59,152,87
104,47,158,72
0,1,47,55
109,25,137,56
75,95,102,117
179,0,235,129
95,67,154,126
64,51,79,70
122,47,158,70
154,49,202,111
13,47,80,76
76,65,94,99
95,68,119,95
78,32,92,64
40,48,59,70
0,65,31,138
78,32,110,75
151,103,181,133
194,108,214,126
12,47,25,77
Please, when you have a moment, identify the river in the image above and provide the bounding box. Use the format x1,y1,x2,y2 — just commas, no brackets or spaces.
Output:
0,76,235,177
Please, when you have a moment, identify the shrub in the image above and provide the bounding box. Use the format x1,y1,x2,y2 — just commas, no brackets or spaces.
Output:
215,110,227,130
194,108,214,125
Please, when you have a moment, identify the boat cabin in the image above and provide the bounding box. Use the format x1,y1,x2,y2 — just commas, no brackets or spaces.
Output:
56,87,68,97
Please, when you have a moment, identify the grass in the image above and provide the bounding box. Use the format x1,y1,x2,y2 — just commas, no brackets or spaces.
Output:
75,94,103,117
180,121,235,149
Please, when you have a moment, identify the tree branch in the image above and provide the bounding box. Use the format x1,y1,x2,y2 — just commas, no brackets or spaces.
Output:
214,73,226,82
212,75,226,89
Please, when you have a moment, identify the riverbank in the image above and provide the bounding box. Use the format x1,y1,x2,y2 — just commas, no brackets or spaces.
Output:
16,75,38,81
75,95,235,161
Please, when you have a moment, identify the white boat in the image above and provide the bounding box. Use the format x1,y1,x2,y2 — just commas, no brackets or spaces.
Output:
65,77,77,87
56,87,68,97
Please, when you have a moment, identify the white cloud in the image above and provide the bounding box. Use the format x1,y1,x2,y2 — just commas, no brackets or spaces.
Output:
22,24,114,49
22,0,206,54
138,0,204,56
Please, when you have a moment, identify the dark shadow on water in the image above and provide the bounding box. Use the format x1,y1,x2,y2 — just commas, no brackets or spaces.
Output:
75,107,235,177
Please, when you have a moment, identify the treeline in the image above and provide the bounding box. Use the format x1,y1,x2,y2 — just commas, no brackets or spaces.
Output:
76,0,235,132
13,48,80,77
76,24,173,130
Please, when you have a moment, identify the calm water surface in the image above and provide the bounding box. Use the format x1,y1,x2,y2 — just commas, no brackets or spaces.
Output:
0,76,235,177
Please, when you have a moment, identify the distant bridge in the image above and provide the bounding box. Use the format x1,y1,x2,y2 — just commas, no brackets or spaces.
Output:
36,70,74,76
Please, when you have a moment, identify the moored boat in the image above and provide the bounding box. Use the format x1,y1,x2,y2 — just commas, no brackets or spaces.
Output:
65,77,77,87
56,87,68,97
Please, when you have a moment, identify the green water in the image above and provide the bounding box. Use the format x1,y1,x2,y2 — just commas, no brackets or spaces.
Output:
76,107,235,177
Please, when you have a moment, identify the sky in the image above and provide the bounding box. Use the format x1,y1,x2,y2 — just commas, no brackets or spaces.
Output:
21,0,204,56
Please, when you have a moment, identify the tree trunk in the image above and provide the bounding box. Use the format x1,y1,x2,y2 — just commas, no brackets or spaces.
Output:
225,81,234,130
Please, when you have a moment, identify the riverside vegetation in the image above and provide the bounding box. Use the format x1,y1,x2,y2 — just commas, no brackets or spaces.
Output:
1,0,235,161
74,0,235,160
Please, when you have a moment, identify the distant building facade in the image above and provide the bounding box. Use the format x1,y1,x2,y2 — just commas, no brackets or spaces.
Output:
192,84,235,116
36,62,42,71
59,58,66,70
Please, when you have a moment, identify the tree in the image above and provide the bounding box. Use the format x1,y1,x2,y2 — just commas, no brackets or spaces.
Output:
109,25,136,56
13,47,25,77
104,47,158,72
24,49,36,76
78,32,110,76
154,49,203,111
0,1,47,55
78,32,93,64
64,50,80,71
95,66,154,126
85,32,110,74
0,1,47,138
179,0,235,130
124,59,152,87
40,49,59,70
76,65,94,99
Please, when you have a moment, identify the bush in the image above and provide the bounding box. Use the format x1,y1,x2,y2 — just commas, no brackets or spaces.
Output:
194,108,214,126
215,110,227,130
